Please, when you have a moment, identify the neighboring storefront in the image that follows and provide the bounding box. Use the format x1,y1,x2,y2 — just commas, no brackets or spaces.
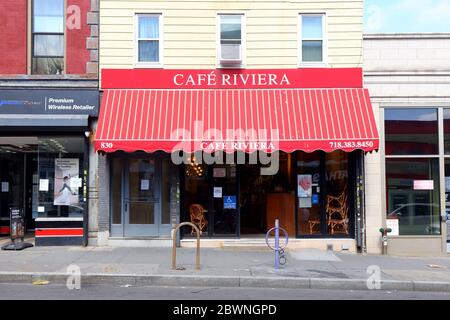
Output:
95,68,379,250
0,0,100,246
364,33,450,255
0,89,99,246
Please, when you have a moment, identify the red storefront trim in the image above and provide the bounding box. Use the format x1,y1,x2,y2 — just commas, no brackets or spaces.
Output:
35,228,84,237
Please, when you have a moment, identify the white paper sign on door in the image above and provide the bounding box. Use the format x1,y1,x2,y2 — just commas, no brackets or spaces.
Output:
1,182,9,193
39,179,49,192
213,187,222,198
141,179,150,191
70,178,83,189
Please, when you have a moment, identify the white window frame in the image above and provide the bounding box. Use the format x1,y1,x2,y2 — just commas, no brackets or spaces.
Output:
134,13,163,68
216,13,246,68
298,13,327,67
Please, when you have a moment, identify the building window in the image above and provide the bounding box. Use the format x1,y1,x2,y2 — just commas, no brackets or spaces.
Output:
135,14,162,66
443,109,450,154
299,14,325,64
384,108,441,236
385,108,439,155
218,14,244,66
37,137,87,218
386,158,441,236
32,0,64,74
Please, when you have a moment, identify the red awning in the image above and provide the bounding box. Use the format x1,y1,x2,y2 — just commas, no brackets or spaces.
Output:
95,88,379,153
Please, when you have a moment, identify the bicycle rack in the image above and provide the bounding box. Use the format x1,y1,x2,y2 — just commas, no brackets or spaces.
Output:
172,222,201,270
265,219,289,269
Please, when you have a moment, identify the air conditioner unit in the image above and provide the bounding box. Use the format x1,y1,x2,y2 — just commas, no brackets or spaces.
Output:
220,44,242,65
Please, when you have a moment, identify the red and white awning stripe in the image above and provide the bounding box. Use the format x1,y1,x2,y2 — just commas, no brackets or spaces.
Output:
95,88,379,153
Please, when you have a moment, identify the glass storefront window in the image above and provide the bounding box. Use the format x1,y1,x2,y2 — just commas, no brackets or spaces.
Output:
0,152,25,223
325,151,350,236
37,137,85,218
184,161,210,235
385,108,438,155
111,158,123,225
386,158,441,236
443,109,450,155
297,152,321,236
297,150,353,237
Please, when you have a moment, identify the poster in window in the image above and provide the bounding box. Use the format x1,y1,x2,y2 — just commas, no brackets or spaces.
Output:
54,158,80,206
297,175,312,198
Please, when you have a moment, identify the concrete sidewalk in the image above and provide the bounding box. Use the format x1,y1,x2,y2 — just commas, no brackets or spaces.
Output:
0,243,449,292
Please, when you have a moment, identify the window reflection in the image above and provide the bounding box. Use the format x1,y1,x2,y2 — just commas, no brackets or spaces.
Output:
385,108,438,155
325,151,350,235
297,152,321,236
297,151,352,237
443,109,450,154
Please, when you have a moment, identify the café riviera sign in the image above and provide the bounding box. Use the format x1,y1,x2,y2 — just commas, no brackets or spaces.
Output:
173,72,291,87
101,68,364,89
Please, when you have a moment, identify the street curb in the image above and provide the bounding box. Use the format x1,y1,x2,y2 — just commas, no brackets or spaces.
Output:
0,272,449,292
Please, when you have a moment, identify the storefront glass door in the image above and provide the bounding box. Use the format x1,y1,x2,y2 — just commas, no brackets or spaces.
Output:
211,164,238,236
184,162,239,237
0,152,25,234
124,158,160,236
111,156,173,238
0,137,39,235
297,151,355,238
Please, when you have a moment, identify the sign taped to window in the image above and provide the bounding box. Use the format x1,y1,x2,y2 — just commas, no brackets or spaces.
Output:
223,195,237,209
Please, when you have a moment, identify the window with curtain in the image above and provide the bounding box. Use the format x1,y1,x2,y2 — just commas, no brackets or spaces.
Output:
136,15,161,64
32,0,64,74
300,14,325,63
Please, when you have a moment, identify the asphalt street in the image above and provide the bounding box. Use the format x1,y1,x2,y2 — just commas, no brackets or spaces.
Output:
0,283,449,300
